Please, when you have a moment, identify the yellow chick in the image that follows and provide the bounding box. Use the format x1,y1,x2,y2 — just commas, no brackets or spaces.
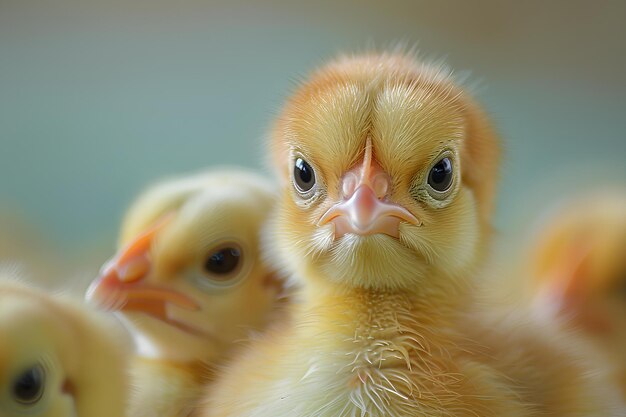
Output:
527,192,626,395
0,276,129,417
86,169,285,417
199,53,624,416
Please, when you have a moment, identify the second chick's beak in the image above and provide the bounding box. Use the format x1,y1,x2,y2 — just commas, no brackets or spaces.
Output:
318,137,420,239
86,215,200,315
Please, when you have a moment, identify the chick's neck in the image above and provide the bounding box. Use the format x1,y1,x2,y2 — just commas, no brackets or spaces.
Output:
301,275,471,346
127,316,226,368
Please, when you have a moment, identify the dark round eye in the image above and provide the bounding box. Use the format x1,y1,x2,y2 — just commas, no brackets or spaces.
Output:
427,157,453,192
293,157,315,193
204,246,242,277
12,364,45,405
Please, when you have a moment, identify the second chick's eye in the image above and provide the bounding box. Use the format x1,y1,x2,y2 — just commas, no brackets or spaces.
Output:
204,246,242,277
293,157,316,193
12,364,45,406
428,157,453,192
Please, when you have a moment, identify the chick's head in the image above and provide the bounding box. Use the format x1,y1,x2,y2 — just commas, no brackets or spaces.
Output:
87,170,283,362
0,280,128,417
270,53,499,294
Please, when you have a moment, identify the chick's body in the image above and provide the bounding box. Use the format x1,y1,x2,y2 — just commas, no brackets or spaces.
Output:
87,170,285,417
200,53,624,416
128,358,209,417
0,277,129,417
526,193,626,396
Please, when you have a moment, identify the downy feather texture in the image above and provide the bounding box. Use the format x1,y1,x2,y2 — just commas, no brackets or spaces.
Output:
199,52,624,416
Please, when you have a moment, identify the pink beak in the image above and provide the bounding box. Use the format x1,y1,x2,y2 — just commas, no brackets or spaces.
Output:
318,137,420,238
86,215,200,315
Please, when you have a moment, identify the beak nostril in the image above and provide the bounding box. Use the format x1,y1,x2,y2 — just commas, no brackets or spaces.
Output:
342,172,358,199
372,173,390,199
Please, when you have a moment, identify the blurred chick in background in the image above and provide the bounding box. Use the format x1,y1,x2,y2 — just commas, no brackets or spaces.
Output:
527,192,626,395
87,169,285,417
200,52,624,416
0,274,129,417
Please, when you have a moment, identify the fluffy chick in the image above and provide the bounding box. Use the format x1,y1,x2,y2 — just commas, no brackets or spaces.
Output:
527,192,626,395
199,53,624,416
87,169,285,417
0,276,129,417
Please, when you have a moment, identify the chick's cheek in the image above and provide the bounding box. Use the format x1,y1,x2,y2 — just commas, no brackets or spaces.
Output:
291,190,323,210
55,393,76,417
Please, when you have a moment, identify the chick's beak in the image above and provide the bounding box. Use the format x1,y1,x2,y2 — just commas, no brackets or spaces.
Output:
86,215,200,314
318,137,420,239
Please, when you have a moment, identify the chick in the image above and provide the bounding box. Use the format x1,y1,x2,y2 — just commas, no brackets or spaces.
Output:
0,276,129,417
86,169,285,417
527,192,626,394
199,53,624,416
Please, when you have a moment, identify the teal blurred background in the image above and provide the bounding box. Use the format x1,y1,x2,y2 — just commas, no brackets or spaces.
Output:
1,0,625,282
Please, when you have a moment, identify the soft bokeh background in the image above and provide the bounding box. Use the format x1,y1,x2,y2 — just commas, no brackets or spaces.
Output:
1,0,625,287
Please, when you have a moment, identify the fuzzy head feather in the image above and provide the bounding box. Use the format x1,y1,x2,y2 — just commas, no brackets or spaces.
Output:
269,52,500,296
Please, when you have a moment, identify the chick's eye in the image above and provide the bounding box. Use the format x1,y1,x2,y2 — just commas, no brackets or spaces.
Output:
293,157,315,193
428,157,453,192
12,364,45,405
204,246,242,277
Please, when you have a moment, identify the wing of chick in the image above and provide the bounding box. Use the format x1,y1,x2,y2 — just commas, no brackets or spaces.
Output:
199,52,624,417
87,169,285,417
0,275,130,417
525,192,626,395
